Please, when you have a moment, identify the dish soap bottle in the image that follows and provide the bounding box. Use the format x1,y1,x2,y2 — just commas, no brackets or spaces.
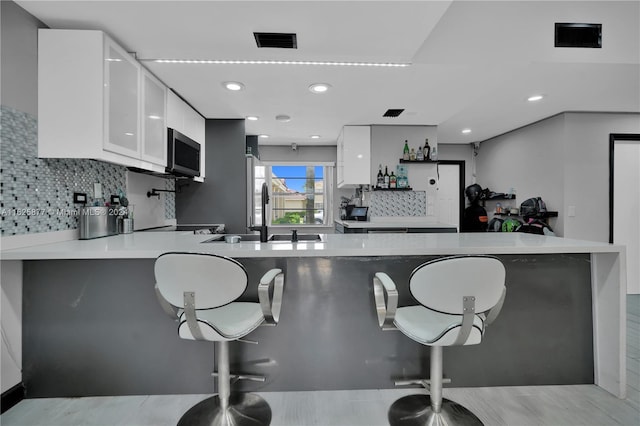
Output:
403,140,410,161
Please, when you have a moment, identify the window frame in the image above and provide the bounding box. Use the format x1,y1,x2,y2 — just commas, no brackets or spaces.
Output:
259,161,334,227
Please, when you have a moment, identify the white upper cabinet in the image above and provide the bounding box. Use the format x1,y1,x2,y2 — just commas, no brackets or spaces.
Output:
140,69,167,165
103,37,141,158
38,29,166,173
337,125,371,188
166,90,206,180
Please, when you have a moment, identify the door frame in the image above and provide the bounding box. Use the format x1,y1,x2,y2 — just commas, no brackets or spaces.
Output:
437,160,466,230
609,133,640,243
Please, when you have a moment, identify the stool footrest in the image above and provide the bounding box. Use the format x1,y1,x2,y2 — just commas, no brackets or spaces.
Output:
394,378,451,388
212,372,266,382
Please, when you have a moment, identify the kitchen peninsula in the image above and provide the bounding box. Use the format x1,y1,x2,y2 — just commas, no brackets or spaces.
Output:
1,232,626,400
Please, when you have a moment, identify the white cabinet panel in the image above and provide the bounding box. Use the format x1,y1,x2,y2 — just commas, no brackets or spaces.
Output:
103,39,141,158
141,70,167,165
38,29,165,173
337,125,371,188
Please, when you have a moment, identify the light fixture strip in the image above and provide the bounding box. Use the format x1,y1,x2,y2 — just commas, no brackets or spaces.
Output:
150,59,411,67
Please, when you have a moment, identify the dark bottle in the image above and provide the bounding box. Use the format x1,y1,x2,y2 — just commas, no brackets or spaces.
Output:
376,164,384,188
389,171,397,189
423,138,431,161
383,166,390,189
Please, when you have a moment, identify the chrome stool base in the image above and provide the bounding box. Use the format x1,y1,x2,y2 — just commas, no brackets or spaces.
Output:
388,394,483,426
177,393,272,426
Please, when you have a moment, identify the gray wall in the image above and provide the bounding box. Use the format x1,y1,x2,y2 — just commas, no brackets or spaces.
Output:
176,119,247,233
475,112,640,240
1,0,44,116
475,114,566,235
563,113,640,242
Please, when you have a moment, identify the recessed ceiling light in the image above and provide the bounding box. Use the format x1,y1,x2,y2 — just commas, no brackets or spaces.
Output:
148,115,162,120
276,115,291,122
223,81,245,91
527,94,544,102
124,132,134,136
462,129,472,134
309,83,331,94
259,134,269,138
246,116,259,121
310,135,320,139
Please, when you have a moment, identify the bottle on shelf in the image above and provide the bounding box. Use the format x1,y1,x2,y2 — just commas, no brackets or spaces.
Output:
416,146,424,161
403,140,410,161
376,164,384,188
383,166,390,189
423,138,431,161
430,146,438,161
389,171,397,189
409,148,416,161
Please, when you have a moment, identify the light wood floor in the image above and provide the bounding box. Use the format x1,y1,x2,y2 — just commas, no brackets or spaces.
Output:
2,295,639,426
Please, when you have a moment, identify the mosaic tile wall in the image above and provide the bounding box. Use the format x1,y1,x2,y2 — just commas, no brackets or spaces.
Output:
369,190,427,217
0,106,175,236
164,178,175,220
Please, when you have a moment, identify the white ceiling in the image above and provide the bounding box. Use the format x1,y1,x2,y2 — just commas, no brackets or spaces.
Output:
17,0,640,146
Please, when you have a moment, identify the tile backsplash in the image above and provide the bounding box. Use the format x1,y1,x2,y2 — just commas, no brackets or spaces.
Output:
369,190,427,217
0,105,175,236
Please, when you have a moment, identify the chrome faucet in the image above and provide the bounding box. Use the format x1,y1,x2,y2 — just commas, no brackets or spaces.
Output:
249,182,270,242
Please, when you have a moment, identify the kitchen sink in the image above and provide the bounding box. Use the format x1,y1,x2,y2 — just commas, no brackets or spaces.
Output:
201,233,322,243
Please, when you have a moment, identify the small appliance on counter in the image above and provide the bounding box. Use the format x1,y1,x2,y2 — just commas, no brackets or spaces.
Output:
79,206,118,239
346,206,368,221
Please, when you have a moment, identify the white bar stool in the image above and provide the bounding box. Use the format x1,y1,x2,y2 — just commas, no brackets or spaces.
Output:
374,255,506,426
155,252,284,426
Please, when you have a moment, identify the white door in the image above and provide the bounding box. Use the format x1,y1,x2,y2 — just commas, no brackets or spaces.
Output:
614,141,640,294
436,164,460,229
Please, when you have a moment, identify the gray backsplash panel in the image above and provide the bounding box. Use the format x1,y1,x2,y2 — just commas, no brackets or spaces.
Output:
369,190,426,216
0,105,175,236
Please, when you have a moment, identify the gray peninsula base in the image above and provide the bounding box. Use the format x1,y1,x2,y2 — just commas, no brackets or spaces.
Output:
23,254,593,397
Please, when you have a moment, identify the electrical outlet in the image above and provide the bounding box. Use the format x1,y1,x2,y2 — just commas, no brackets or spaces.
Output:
94,183,102,199
73,192,87,204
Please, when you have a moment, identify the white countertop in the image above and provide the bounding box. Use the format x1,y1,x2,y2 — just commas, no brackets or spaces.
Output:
0,231,623,260
335,218,457,229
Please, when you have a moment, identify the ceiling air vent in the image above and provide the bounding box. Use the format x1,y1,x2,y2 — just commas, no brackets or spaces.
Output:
383,109,405,118
555,23,602,48
254,32,297,49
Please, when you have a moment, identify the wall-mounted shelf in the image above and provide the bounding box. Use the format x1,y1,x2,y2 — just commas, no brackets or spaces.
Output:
484,194,516,201
373,187,413,191
481,194,516,207
493,211,558,218
399,159,438,164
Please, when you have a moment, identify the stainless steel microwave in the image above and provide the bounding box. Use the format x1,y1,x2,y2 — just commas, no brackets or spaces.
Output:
166,128,201,177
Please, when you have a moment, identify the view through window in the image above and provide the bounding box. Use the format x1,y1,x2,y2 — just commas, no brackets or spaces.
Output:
254,164,331,226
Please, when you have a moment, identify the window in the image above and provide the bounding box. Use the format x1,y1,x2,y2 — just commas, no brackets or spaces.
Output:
253,163,334,226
